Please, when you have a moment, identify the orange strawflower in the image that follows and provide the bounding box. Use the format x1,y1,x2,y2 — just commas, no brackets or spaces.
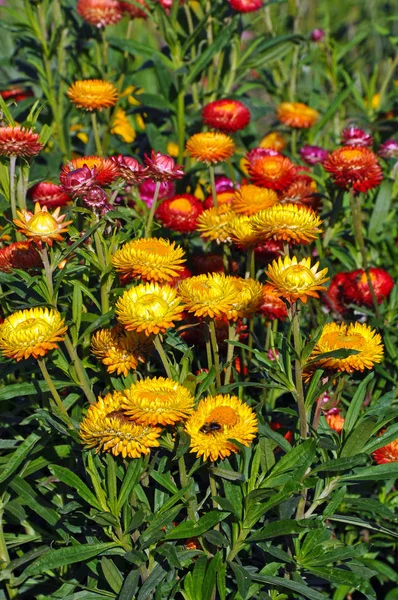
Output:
373,435,398,464
231,185,279,216
248,154,297,191
325,410,345,433
13,203,72,247
67,80,118,111
186,132,235,164
277,102,319,128
259,132,286,152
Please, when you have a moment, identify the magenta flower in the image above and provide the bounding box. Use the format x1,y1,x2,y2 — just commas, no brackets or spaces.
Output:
139,179,175,208
144,150,184,181
299,145,329,165
379,139,398,159
341,127,373,147
60,166,96,197
311,29,325,42
112,155,148,184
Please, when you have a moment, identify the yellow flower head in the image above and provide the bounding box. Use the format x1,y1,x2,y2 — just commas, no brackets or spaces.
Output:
196,205,236,243
251,203,322,245
91,325,152,377
227,215,260,249
185,394,258,461
178,273,238,319
309,322,384,374
0,307,67,361
232,185,279,216
115,282,184,336
112,238,186,283
111,109,136,143
186,132,235,164
14,203,72,246
67,79,118,111
79,391,161,459
226,278,263,320
259,132,286,152
122,377,195,426
277,102,319,128
266,255,329,304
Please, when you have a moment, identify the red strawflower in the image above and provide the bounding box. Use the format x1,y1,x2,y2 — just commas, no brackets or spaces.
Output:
0,126,43,158
248,154,297,191
323,147,383,193
77,0,122,27
282,180,320,210
144,151,184,182
0,87,33,103
349,268,394,307
119,0,148,18
325,408,345,433
325,272,353,315
372,434,398,464
202,99,251,133
228,0,262,13
260,284,288,320
30,182,71,209
112,154,148,184
60,156,119,190
193,254,225,275
0,241,42,273
156,194,203,233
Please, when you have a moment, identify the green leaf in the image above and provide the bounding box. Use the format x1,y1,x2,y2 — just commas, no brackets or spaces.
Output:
362,422,398,454
137,564,167,600
10,477,59,526
246,519,317,542
0,380,74,400
341,462,398,481
20,542,117,578
185,23,235,85
164,511,229,540
49,464,102,511
107,37,174,70
327,514,398,538
251,574,326,600
343,372,375,433
340,418,377,458
267,439,316,477
230,563,251,599
0,433,40,483
118,570,140,600
311,85,353,138
368,181,393,240
117,458,145,512
101,557,123,594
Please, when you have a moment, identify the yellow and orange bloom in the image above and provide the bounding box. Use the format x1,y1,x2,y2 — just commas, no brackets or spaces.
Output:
178,273,238,319
202,99,251,133
248,154,297,191
111,109,136,143
203,190,235,209
231,185,279,216
186,132,235,164
259,132,286,152
308,322,384,374
122,377,195,426
0,307,67,361
185,394,258,461
266,255,329,304
67,79,118,111
277,102,319,128
79,391,161,459
227,215,260,249
76,0,122,27
325,409,345,433
91,325,152,377
323,147,383,193
0,126,43,158
226,278,263,320
112,238,186,283
251,203,323,245
115,282,184,336
13,203,72,247
196,205,236,243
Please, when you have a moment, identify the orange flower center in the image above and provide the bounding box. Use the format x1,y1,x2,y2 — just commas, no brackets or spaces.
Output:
73,157,100,169
135,294,169,318
339,148,363,161
216,192,234,205
16,317,52,339
142,243,171,256
215,102,236,114
138,390,170,404
359,272,376,285
283,265,315,288
322,331,364,349
260,160,281,177
206,406,238,427
170,198,193,213
28,213,59,235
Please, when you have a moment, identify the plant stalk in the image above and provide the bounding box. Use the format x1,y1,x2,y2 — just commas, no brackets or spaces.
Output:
208,319,222,389
91,112,103,156
144,180,161,238
208,165,218,207
37,357,74,428
154,334,173,379
292,304,307,438
64,334,97,404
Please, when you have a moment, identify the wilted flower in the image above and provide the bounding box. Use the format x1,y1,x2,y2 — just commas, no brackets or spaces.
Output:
299,145,329,165
0,126,43,158
341,127,373,147
144,151,184,182
202,99,251,133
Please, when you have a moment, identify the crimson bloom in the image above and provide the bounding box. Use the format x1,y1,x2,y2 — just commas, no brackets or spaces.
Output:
228,0,262,12
0,242,42,273
341,127,373,147
0,126,43,158
323,147,383,193
144,151,184,182
60,156,119,196
112,154,148,184
30,182,71,209
156,194,203,233
119,0,148,18
0,87,33,103
202,99,251,133
248,154,297,191
77,0,122,27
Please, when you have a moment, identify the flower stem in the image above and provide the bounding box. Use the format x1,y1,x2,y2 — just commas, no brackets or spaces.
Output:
292,304,308,438
208,319,222,390
9,156,17,222
94,229,110,314
63,334,97,404
349,189,381,319
209,165,218,207
208,469,219,510
224,322,237,385
144,180,161,238
154,334,173,379
177,89,185,165
40,246,54,301
0,506,18,599
178,455,197,521
37,357,74,429
91,112,103,156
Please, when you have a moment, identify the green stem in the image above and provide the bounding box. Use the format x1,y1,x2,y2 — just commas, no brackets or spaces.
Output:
349,190,381,319
208,319,222,390
291,128,297,157
177,89,185,165
37,357,74,429
9,156,17,223
292,304,307,438
154,334,173,379
91,112,103,156
40,246,54,301
144,180,161,238
178,455,197,521
0,508,17,599
208,469,219,510
94,229,110,313
209,165,218,207
224,322,237,385
64,334,97,404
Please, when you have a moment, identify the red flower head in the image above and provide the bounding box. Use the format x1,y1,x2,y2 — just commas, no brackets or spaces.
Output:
259,284,288,321
193,254,235,275
372,434,398,464
270,421,294,444
139,179,175,208
247,147,280,163
0,126,43,158
203,190,235,209
119,0,148,18
0,241,42,273
156,194,204,233
144,150,184,182
341,127,373,148
228,0,262,13
77,0,122,27
350,268,394,307
254,240,283,265
282,180,320,211
82,186,109,209
202,99,251,133
323,147,383,193
112,154,148,184
60,156,119,195
248,154,297,191
0,87,33,103
30,182,71,209
325,272,353,315
168,266,193,288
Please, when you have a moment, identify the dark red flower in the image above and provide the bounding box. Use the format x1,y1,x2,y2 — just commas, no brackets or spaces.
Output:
0,87,33,103
323,147,383,193
260,284,288,321
270,421,294,443
202,99,251,133
144,151,184,182
350,268,394,307
112,154,148,184
254,240,283,265
119,0,148,18
0,126,43,158
60,156,119,192
30,182,71,209
82,186,109,209
156,194,204,233
228,0,262,13
0,241,42,273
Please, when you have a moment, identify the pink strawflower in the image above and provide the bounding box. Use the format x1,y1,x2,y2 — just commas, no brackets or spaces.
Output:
341,127,373,147
144,150,184,181
299,145,329,165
